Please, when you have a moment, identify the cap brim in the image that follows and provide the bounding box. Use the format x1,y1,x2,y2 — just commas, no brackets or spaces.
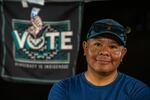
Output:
88,31,125,46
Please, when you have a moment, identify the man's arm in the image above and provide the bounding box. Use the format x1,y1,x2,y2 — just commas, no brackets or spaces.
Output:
48,81,68,100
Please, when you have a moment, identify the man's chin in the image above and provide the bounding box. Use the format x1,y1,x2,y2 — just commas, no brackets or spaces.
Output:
96,68,116,76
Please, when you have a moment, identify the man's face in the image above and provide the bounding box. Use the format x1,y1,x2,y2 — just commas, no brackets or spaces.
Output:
83,36,127,74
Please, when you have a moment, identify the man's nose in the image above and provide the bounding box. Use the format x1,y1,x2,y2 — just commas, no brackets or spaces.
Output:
98,46,110,56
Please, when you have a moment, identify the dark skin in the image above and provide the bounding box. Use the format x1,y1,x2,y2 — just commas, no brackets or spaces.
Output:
83,36,127,86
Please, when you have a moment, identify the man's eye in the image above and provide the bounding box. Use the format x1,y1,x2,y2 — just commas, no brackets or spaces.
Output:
95,43,101,47
110,45,118,49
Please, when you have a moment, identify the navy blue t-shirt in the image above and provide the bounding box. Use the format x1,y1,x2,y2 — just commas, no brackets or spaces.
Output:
48,72,150,100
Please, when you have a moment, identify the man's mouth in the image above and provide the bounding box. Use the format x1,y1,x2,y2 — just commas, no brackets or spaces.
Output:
96,56,111,64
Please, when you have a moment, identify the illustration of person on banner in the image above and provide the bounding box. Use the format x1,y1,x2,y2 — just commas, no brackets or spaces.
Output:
27,15,43,38
27,8,50,39
48,18,150,100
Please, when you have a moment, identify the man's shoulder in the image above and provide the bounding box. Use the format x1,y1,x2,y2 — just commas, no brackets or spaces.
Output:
119,72,150,90
54,73,83,86
118,72,150,99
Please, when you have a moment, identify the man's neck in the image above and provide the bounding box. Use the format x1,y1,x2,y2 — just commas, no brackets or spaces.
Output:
84,70,118,86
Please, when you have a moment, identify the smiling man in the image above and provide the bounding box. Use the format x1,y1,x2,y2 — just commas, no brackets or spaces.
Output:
48,19,150,100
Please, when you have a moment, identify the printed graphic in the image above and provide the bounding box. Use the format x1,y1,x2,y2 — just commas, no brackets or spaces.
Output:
1,2,82,83
12,16,73,68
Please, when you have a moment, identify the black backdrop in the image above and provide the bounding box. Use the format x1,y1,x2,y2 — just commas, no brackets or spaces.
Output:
1,1,150,100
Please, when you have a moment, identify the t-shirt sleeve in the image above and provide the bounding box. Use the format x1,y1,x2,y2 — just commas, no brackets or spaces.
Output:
132,86,150,100
48,81,68,100
130,81,150,100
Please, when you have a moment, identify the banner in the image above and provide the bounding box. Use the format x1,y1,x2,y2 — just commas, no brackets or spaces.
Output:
0,0,83,84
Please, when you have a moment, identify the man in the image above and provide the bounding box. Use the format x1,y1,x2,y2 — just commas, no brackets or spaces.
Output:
48,19,150,100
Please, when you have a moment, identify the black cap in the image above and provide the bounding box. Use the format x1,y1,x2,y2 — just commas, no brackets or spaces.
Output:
87,19,129,46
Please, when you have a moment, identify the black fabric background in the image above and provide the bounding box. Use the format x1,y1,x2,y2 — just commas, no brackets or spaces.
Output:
0,1,82,83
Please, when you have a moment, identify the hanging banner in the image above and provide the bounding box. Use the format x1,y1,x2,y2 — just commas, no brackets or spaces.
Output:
0,0,83,84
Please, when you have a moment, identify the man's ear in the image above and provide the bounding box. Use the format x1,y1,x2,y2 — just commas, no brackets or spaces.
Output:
82,41,87,56
121,47,127,62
